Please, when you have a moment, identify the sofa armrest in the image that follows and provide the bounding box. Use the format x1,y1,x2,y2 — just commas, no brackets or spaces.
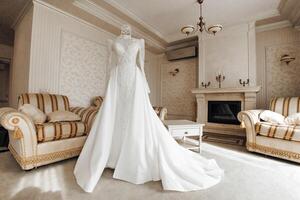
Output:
153,106,167,121
70,107,98,132
0,107,38,158
238,110,264,144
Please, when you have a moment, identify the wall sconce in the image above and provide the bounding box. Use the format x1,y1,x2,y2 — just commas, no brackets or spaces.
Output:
201,82,210,88
239,79,249,87
169,68,179,76
280,54,296,65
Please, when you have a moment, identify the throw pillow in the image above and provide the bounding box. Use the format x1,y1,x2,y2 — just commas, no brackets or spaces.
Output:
259,110,285,124
18,104,47,124
285,113,300,125
47,111,81,122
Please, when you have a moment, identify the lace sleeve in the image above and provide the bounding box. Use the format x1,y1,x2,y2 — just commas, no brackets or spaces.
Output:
106,39,113,84
107,39,113,69
139,39,150,94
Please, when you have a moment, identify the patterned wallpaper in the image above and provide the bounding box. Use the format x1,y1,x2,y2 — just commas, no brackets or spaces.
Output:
266,43,300,98
256,27,300,109
60,31,108,107
161,56,197,120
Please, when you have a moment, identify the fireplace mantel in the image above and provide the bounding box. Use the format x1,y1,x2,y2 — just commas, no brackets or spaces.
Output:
192,86,261,136
191,86,261,94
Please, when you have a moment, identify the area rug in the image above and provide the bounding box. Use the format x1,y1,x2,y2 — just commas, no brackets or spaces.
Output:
202,132,246,146
1,142,300,200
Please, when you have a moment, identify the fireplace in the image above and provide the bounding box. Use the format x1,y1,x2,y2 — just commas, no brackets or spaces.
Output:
192,87,260,136
207,101,241,125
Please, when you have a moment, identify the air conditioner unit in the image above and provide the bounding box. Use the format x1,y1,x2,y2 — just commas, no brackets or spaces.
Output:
166,46,198,61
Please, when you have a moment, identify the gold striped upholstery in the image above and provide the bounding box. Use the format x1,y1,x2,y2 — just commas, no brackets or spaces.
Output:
36,121,87,143
92,96,104,109
70,107,98,132
18,93,70,114
153,106,163,115
255,122,300,142
269,97,300,117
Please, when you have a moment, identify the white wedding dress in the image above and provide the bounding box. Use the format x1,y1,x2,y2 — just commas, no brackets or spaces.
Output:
74,37,223,193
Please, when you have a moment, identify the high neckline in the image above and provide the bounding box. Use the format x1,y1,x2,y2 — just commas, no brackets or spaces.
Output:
119,34,132,39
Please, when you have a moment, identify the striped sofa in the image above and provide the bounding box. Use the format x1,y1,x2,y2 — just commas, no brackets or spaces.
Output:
0,94,102,170
238,97,300,163
0,94,167,170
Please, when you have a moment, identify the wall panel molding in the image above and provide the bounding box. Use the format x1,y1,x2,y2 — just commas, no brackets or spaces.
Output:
28,1,161,106
256,27,300,108
59,31,108,106
161,56,197,120
198,22,256,88
29,2,114,105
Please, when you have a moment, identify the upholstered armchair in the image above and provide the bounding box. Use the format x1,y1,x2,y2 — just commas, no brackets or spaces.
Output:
0,93,101,170
153,106,167,121
238,97,300,163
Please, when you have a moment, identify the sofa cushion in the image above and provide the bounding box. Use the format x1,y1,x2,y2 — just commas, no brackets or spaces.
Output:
36,121,87,143
47,111,81,123
259,110,285,124
18,104,47,124
18,93,70,115
255,122,300,142
285,113,300,125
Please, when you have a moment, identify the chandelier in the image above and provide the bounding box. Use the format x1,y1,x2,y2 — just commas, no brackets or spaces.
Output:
181,0,223,36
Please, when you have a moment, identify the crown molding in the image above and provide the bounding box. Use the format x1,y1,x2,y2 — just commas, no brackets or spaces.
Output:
256,20,292,33
103,0,166,41
33,0,115,37
249,9,280,22
279,0,300,27
73,0,166,52
11,0,33,29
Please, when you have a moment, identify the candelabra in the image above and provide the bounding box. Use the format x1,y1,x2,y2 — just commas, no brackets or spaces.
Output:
239,79,249,87
201,82,210,88
216,74,225,88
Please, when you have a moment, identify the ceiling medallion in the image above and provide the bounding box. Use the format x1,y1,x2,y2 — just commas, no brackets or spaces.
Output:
181,0,223,36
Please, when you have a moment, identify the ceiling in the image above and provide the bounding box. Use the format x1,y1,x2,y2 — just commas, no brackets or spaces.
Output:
0,0,30,28
104,0,281,42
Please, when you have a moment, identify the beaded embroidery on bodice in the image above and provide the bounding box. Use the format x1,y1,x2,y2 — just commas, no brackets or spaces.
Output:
109,37,148,94
113,38,140,66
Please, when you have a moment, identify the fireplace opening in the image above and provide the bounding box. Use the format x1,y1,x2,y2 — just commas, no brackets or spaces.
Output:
207,101,241,125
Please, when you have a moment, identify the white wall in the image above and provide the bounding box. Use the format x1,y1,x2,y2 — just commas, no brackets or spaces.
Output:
9,7,33,108
198,23,256,88
28,2,160,107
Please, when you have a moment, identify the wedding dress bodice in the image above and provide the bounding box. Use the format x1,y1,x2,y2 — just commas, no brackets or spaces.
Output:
112,38,141,66
109,37,150,93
